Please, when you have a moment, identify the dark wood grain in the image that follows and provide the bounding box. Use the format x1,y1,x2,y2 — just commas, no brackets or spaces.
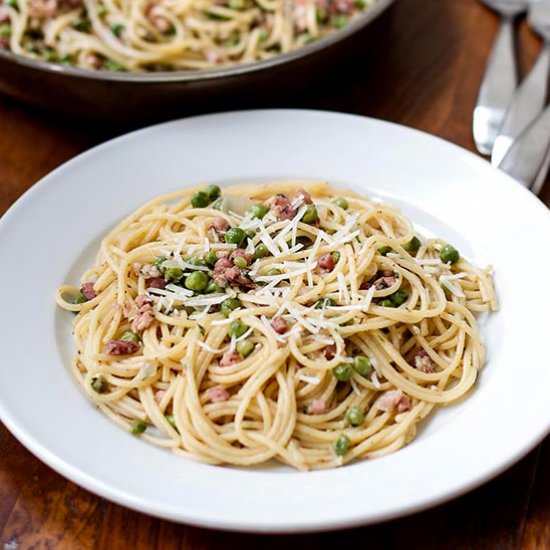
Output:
1,1,549,548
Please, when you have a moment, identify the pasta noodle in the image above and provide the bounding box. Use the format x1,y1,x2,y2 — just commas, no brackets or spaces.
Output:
0,0,374,71
56,181,497,470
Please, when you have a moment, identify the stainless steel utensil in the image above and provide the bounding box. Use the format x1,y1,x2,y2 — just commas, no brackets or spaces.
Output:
473,0,528,155
498,102,550,193
0,0,395,122
492,0,550,165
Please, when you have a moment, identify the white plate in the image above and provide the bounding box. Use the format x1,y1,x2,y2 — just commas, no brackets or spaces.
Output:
1,110,549,533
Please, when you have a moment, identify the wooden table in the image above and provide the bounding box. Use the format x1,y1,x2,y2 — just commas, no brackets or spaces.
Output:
1,1,549,548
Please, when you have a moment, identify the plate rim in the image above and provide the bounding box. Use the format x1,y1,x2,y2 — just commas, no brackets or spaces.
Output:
1,109,550,533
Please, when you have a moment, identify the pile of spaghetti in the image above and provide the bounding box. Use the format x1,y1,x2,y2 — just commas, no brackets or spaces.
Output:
0,0,373,71
56,181,496,470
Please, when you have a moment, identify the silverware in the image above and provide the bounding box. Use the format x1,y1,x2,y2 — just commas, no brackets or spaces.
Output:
473,0,528,155
492,0,550,165
498,103,550,193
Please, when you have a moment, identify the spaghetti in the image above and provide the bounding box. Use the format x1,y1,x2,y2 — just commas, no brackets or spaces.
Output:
56,181,497,470
0,0,373,71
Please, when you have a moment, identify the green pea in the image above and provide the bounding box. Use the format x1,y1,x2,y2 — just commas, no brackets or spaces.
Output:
236,340,254,357
316,6,328,22
131,420,147,435
72,16,91,32
378,246,392,256
204,251,219,266
91,375,107,393
205,280,224,294
440,244,460,265
249,203,269,219
70,291,87,304
110,23,124,36
165,414,178,431
353,356,372,377
334,197,349,210
258,28,269,42
153,256,167,268
331,14,348,28
103,59,125,72
97,3,108,16
121,330,139,342
225,227,245,245
346,405,365,427
221,297,240,316
228,0,245,8
6,0,18,8
185,255,206,267
403,236,421,254
233,256,248,268
205,184,221,201
331,251,341,263
253,243,269,260
184,271,209,292
165,267,184,282
228,320,248,338
191,191,210,208
333,434,350,456
332,363,352,382
245,229,256,240
0,23,11,38
379,298,395,308
265,268,282,276
302,204,318,224
390,289,408,306
355,0,366,7
315,297,335,309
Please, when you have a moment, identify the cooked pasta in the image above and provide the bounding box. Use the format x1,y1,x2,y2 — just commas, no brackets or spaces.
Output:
56,181,497,470
0,0,374,71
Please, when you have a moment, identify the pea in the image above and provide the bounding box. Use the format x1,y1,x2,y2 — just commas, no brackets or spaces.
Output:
378,246,392,256
165,414,178,431
205,280,224,294
245,229,256,240
316,6,328,22
153,256,167,268
186,255,206,267
72,16,91,32
70,291,87,304
228,320,248,338
91,375,107,393
184,271,209,292
110,23,124,36
165,267,184,282
355,0,366,7
379,298,395,308
390,289,408,306
315,297,335,309
250,203,269,219
333,434,350,456
353,356,372,377
221,297,240,316
258,28,269,42
265,268,282,276
346,405,365,427
103,59,125,72
331,14,348,28
225,227,245,245
236,340,254,357
97,3,108,16
204,250,219,266
6,0,18,7
253,243,269,260
331,251,341,263
302,204,318,224
131,420,147,435
121,330,139,342
0,23,11,38
332,363,352,382
206,184,221,201
334,197,349,210
233,256,248,269
440,244,460,265
403,236,421,254
191,191,210,208
228,0,245,8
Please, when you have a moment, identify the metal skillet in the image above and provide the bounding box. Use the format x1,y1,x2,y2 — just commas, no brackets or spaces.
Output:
0,0,395,122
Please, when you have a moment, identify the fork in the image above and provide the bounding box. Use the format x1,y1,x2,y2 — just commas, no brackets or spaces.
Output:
473,0,529,155
492,0,550,166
